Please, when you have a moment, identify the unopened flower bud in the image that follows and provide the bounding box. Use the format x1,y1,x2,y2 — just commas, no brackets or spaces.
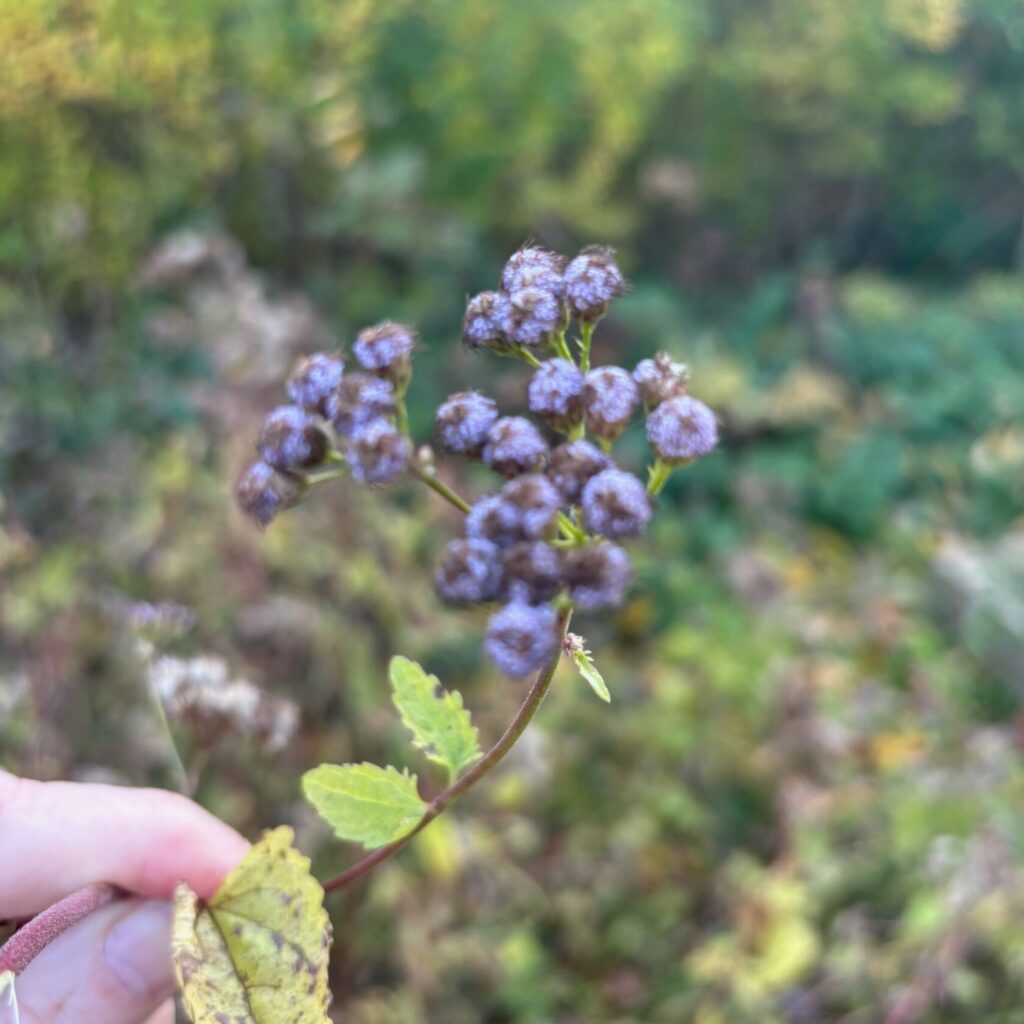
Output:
633,352,688,409
435,538,504,604
436,391,499,456
581,468,652,538
528,359,585,432
353,321,416,382
485,598,559,677
328,373,395,437
546,440,611,505
285,352,345,416
564,542,632,610
502,287,562,347
583,366,639,441
463,291,512,351
347,420,411,484
502,246,567,299
466,495,522,547
483,417,549,478
646,395,718,464
235,460,299,528
500,473,561,538
502,541,563,604
565,246,625,321
257,405,328,473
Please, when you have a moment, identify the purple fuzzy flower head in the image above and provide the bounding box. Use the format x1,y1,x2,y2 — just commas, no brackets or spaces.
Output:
483,416,549,478
500,473,562,538
501,246,567,299
465,495,522,548
581,468,652,538
257,405,328,473
463,291,512,352
546,440,612,505
565,246,626,321
502,541,564,604
353,321,416,381
346,420,411,484
502,287,563,347
564,542,632,611
328,373,395,437
633,352,689,409
285,352,344,416
235,460,299,528
528,359,585,432
485,598,559,677
646,395,718,464
435,538,504,605
583,366,640,441
435,391,499,456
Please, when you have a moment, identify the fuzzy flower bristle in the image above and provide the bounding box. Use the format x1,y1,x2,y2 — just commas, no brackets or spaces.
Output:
501,246,566,297
564,542,632,610
500,473,561,539
329,374,395,437
646,395,718,464
501,541,563,605
565,246,626,321
235,460,299,528
353,321,416,380
581,468,652,538
546,440,612,505
257,405,328,473
463,291,511,351
583,366,639,441
347,420,410,484
502,287,563,348
436,391,499,456
528,358,585,432
286,352,344,416
633,352,688,409
485,598,559,677
483,417,549,478
435,538,504,605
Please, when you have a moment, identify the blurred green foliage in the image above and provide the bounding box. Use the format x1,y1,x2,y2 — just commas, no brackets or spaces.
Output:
3,1,1024,1021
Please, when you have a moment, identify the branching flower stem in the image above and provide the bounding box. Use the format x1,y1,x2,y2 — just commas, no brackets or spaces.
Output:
0,884,121,976
323,603,573,894
409,462,472,514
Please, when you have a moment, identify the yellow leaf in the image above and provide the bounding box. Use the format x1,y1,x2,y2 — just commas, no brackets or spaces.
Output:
172,826,332,1023
870,730,926,771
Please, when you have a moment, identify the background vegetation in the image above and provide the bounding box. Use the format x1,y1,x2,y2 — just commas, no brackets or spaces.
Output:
3,1,1024,1020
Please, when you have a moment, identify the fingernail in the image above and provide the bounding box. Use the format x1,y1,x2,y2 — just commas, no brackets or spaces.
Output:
103,900,174,998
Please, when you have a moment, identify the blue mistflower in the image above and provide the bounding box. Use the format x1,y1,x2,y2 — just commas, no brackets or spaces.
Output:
435,538,504,605
485,598,559,677
581,468,651,538
329,373,395,437
565,246,625,321
465,495,522,548
436,391,499,456
502,287,563,347
483,416,549,478
257,405,328,473
564,542,632,611
633,352,688,409
646,395,718,464
501,541,564,605
501,245,567,299
500,473,562,539
528,359,585,431
235,460,299,528
583,366,639,441
347,420,410,484
463,291,512,351
546,440,611,505
286,352,344,416
353,321,416,379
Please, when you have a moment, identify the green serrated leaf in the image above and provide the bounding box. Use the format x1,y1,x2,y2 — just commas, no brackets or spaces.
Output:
389,656,481,780
172,826,331,1024
573,648,611,702
303,762,427,849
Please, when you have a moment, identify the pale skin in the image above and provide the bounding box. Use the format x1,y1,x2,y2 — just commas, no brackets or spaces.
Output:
0,770,249,1024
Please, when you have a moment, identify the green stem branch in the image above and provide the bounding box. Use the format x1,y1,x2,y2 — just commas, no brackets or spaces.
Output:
409,463,472,515
323,605,573,894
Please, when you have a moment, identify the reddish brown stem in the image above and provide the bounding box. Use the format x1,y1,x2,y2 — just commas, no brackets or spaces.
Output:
323,604,573,894
0,884,122,975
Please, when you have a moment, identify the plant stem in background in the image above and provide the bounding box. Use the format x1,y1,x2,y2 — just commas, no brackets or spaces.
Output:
409,462,472,514
322,604,573,894
579,321,594,373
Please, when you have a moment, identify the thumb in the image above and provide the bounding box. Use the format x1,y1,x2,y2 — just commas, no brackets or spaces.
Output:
17,898,175,1024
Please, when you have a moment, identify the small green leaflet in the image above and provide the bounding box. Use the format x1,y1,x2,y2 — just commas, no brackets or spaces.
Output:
389,656,481,781
0,971,18,1024
303,763,427,849
572,646,611,702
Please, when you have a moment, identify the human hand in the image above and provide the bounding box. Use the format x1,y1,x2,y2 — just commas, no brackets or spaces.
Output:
0,769,248,1024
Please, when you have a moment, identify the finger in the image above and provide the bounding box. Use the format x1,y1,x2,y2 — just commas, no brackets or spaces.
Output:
0,770,249,917
18,898,174,1024
143,1001,175,1024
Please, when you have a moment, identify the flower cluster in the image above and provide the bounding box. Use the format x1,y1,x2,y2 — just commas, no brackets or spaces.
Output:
237,244,720,677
